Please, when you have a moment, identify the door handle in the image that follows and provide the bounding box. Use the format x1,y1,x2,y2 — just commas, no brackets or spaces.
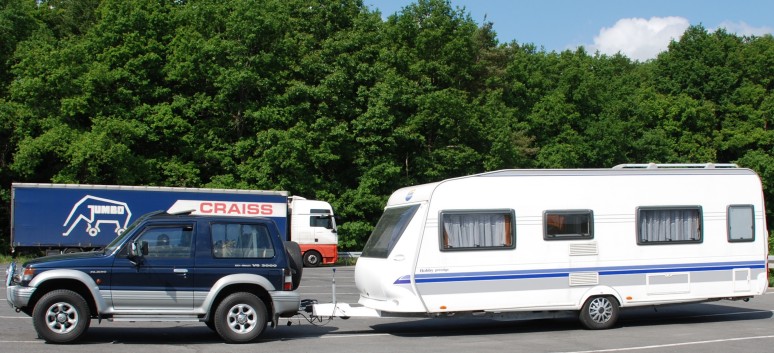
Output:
174,269,188,273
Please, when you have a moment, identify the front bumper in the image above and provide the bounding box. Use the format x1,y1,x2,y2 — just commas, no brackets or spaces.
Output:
270,290,301,317
6,262,34,309
7,285,35,309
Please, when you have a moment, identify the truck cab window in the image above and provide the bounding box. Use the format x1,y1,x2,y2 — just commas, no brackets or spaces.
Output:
310,215,333,229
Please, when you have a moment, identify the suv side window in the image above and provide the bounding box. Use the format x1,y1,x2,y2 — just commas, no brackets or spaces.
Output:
135,225,195,258
211,223,275,259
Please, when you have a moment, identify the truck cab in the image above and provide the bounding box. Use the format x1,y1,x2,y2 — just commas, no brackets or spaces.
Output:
289,197,338,266
5,211,303,344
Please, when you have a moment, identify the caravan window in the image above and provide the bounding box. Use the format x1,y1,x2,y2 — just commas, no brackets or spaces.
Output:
544,210,594,240
728,205,754,242
637,207,703,245
361,205,420,258
440,210,515,251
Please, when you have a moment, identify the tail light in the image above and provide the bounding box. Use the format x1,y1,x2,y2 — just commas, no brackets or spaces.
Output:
283,268,293,291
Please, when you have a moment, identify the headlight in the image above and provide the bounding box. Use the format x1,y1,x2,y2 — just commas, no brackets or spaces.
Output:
5,262,16,286
20,266,35,283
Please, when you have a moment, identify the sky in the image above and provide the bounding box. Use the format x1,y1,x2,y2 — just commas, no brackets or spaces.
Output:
364,0,774,61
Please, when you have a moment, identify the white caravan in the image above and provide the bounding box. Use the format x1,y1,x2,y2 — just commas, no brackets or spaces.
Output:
316,164,769,329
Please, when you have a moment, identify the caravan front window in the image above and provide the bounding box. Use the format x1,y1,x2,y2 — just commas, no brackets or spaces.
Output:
361,205,420,258
440,210,515,251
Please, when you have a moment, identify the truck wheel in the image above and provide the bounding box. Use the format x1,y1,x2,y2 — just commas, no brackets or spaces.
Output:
579,295,619,330
303,250,322,267
32,289,91,343
284,241,303,289
214,292,267,343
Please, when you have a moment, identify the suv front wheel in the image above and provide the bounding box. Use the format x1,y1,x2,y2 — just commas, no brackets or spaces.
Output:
214,292,268,343
32,289,91,343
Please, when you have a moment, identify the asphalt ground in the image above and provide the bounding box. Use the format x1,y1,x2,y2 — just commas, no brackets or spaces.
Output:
3,265,774,353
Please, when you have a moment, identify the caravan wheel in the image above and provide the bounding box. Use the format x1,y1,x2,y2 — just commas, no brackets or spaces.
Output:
579,296,619,330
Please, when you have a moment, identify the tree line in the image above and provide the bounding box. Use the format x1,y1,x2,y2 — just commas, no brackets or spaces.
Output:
1,0,773,252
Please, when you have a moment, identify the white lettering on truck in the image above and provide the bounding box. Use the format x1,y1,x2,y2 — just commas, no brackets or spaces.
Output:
62,195,133,237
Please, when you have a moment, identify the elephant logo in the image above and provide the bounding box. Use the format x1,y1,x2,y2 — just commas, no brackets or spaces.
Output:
62,195,132,237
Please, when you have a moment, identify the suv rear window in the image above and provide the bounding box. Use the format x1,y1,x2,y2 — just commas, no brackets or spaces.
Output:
361,205,420,258
211,223,275,258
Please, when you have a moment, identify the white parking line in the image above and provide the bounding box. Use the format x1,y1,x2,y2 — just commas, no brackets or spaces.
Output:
320,333,391,339
553,335,774,353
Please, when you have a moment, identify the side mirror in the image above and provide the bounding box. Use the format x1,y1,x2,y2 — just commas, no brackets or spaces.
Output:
315,215,336,231
129,241,149,258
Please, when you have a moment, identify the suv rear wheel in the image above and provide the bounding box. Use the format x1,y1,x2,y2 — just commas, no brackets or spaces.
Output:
214,292,267,343
32,289,91,343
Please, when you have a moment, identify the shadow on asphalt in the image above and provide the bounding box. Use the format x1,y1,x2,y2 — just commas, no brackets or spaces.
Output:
367,302,773,338
29,302,774,344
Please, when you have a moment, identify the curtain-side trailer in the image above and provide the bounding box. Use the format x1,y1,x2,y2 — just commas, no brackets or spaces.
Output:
10,183,338,266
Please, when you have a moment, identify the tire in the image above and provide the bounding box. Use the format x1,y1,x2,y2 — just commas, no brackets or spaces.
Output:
284,241,303,290
213,292,268,344
579,295,619,330
303,250,322,267
32,289,91,343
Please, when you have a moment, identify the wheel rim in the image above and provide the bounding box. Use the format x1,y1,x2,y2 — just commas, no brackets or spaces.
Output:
308,254,319,264
587,297,613,324
44,302,79,334
226,303,257,334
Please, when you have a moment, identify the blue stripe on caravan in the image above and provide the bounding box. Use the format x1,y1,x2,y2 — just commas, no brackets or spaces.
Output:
393,260,766,285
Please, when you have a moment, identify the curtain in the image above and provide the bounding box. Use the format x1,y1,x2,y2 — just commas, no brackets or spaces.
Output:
640,209,700,242
443,213,508,248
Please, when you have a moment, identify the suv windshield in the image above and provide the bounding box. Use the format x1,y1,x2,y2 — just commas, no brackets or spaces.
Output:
361,204,420,258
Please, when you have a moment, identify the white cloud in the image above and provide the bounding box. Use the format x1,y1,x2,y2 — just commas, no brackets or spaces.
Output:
716,21,774,37
589,16,690,61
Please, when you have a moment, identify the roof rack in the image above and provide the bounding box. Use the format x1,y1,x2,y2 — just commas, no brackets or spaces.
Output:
612,163,739,169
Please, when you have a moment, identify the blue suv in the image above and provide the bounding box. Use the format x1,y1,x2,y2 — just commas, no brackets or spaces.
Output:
5,211,303,343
